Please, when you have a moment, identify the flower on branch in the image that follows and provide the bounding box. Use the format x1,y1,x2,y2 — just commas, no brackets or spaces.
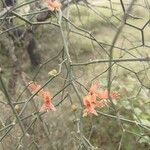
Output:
89,81,100,95
83,94,98,117
28,81,56,112
40,91,56,112
44,0,62,11
83,82,119,117
28,81,44,96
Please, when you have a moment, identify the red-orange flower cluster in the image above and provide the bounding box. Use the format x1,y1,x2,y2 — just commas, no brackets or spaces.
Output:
44,0,61,11
28,81,56,112
83,82,118,117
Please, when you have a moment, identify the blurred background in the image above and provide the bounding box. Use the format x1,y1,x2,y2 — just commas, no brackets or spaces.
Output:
0,0,150,149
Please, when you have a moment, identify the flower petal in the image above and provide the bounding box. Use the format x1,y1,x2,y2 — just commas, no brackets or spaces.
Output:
89,81,100,94
44,0,61,11
39,102,56,112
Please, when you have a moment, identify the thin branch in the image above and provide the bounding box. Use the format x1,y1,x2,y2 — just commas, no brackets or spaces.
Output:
71,57,150,66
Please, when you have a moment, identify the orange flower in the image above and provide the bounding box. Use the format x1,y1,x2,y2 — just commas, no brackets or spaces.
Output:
44,0,61,11
28,81,44,95
83,95,98,117
28,81,41,92
40,91,56,112
28,81,56,112
89,81,100,95
83,82,100,117
83,93,102,116
83,82,119,117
